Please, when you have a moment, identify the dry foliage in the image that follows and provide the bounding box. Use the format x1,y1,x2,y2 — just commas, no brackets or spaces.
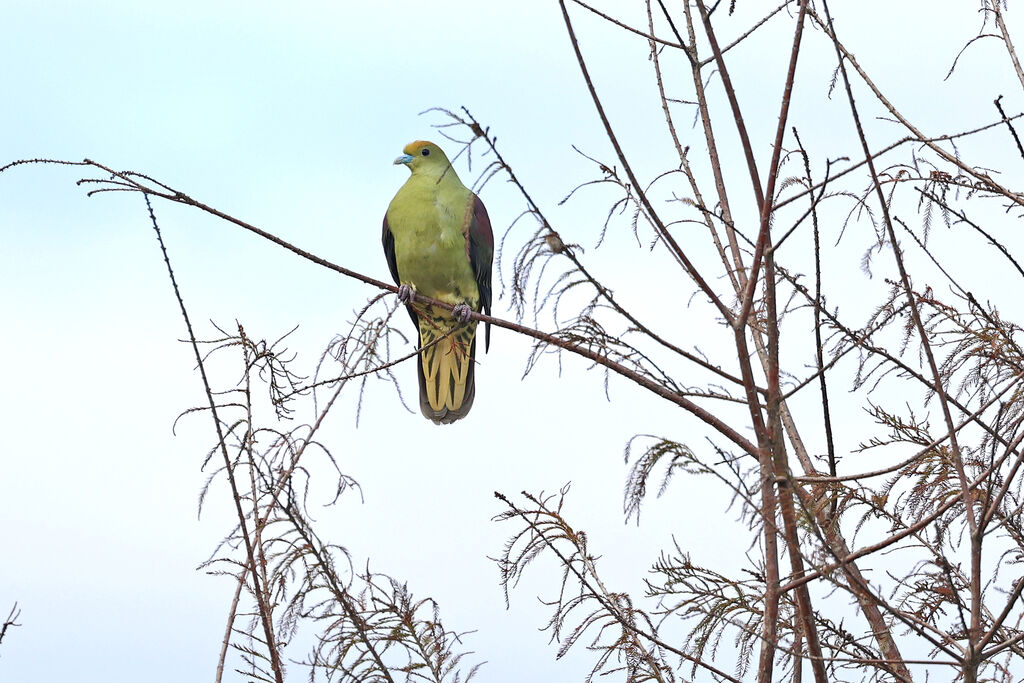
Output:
5,1,1024,681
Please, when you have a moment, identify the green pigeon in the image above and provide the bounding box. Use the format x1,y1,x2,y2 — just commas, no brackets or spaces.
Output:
382,140,494,424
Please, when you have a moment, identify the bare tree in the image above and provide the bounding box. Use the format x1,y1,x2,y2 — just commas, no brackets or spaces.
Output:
485,2,1024,681
5,1,1024,681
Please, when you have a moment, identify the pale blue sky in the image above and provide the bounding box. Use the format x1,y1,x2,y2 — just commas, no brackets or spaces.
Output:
3,2,1022,681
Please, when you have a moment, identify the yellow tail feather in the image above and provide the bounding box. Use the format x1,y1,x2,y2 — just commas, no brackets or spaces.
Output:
416,306,478,424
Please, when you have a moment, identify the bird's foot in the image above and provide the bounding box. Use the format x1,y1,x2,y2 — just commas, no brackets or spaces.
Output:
452,303,473,323
397,284,415,304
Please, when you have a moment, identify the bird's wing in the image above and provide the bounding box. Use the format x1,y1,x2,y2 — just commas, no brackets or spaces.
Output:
382,214,418,328
381,214,401,285
467,194,494,351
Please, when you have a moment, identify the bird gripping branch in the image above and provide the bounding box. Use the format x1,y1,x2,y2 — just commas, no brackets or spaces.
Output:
382,141,494,424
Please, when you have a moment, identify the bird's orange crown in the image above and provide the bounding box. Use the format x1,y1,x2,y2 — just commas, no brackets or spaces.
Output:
403,140,435,156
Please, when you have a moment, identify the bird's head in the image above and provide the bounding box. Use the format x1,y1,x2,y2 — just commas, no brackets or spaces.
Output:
394,140,452,177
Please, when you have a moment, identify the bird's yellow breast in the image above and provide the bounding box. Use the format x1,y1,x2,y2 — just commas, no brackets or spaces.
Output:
386,174,480,308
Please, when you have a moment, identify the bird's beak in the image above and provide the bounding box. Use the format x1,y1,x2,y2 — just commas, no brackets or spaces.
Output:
394,154,414,165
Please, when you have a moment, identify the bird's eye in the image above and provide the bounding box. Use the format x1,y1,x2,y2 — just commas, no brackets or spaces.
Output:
421,148,431,156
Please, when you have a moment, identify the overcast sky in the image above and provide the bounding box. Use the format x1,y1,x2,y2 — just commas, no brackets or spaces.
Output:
2,2,1021,681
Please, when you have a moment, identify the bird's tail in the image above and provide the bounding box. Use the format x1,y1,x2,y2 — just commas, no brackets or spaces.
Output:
416,307,478,424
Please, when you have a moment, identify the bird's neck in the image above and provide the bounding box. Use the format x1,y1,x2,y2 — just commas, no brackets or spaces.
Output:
409,167,466,195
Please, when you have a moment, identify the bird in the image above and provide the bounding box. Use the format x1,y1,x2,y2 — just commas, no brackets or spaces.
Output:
382,140,494,424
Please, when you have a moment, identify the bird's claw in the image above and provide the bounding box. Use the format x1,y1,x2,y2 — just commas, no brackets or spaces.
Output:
452,303,473,324
397,284,415,304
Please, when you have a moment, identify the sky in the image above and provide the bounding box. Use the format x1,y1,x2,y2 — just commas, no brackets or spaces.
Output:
2,1,1023,682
